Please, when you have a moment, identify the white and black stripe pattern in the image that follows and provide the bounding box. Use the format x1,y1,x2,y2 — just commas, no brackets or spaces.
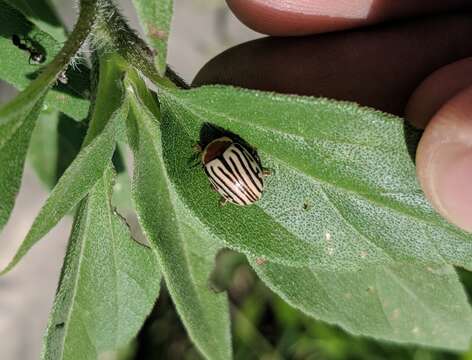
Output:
204,143,264,206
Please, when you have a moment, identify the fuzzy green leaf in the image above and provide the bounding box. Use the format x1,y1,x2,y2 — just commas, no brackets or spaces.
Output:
159,86,472,269
0,0,90,121
0,96,44,231
27,109,60,188
42,167,161,360
252,260,472,350
28,111,89,188
0,55,127,274
126,78,232,360
0,104,126,274
132,0,173,75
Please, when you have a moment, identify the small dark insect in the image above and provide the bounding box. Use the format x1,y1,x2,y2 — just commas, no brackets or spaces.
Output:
55,322,65,328
303,199,312,211
11,34,46,64
200,136,270,206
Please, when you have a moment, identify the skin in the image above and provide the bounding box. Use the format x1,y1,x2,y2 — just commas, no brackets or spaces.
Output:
193,0,472,232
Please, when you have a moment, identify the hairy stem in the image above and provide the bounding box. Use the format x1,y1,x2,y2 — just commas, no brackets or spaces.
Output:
97,0,180,91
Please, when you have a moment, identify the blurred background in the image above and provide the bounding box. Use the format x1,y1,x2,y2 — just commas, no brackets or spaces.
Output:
0,1,472,359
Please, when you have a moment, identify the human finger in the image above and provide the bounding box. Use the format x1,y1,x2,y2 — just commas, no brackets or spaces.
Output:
226,0,471,35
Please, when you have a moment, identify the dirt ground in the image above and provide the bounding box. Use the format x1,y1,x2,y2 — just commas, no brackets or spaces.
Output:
0,1,258,358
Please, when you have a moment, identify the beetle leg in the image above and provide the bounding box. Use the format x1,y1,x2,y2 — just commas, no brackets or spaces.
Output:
191,143,204,166
192,143,202,153
219,197,228,207
189,144,202,168
189,156,201,169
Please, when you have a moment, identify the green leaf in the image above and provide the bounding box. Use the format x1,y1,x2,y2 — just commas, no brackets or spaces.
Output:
0,0,90,121
55,114,88,181
42,167,161,360
159,86,472,269
126,77,232,360
0,104,126,274
252,260,472,350
5,0,67,41
27,109,60,188
28,111,88,188
132,0,173,75
0,96,44,231
0,55,127,274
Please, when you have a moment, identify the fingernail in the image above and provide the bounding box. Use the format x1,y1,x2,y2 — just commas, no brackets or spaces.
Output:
252,0,373,18
430,143,472,232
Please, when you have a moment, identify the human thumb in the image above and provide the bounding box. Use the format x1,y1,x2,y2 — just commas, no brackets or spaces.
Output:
411,59,472,232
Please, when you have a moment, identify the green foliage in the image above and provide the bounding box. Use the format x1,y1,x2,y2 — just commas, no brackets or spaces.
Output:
252,260,472,350
28,111,88,188
132,0,173,75
0,0,472,358
42,167,161,360
126,76,232,360
159,86,472,270
0,95,43,231
0,52,127,275
0,0,90,121
27,109,60,187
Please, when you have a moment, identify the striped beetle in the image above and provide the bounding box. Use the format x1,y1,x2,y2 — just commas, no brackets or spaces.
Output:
200,136,270,206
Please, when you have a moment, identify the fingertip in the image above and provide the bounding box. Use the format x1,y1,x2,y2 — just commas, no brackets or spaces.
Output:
194,14,472,117
416,85,472,232
406,58,472,129
226,0,472,35
226,0,370,35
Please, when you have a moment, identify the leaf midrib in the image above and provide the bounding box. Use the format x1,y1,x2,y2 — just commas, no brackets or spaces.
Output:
319,185,394,260
61,199,98,359
310,270,370,332
103,172,120,349
382,267,439,320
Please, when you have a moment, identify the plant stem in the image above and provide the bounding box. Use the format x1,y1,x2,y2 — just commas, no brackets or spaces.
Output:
0,0,99,122
82,52,127,147
97,0,180,91
41,0,99,84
